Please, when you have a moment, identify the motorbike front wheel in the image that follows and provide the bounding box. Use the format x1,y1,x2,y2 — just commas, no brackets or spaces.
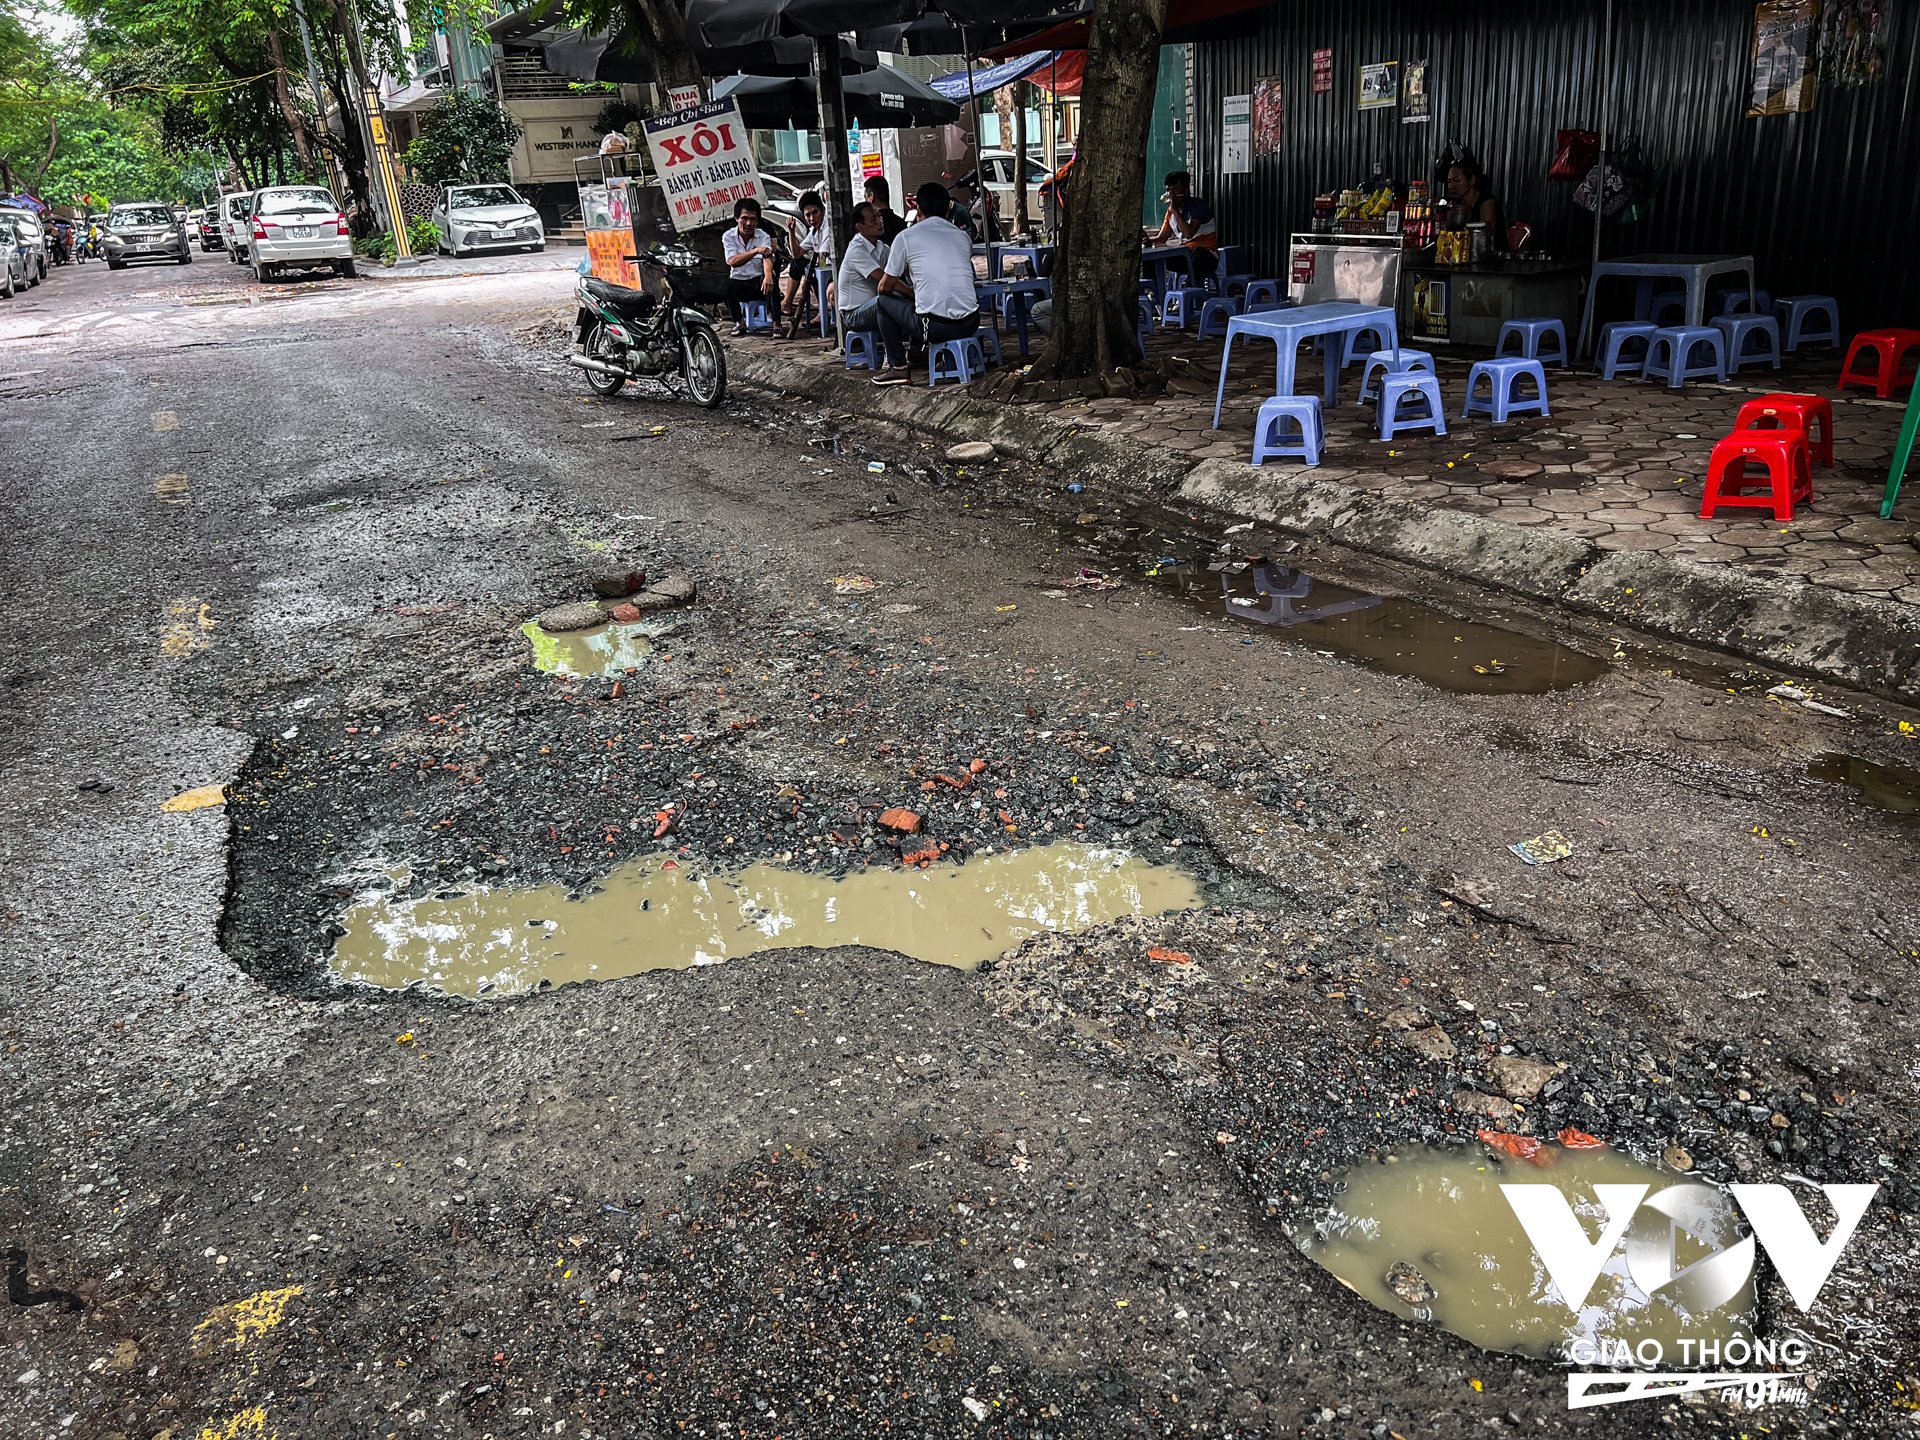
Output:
682,324,727,409
582,323,628,396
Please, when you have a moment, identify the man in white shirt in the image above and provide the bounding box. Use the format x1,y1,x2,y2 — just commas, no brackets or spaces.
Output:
778,190,831,337
835,203,889,338
872,181,980,385
720,198,777,335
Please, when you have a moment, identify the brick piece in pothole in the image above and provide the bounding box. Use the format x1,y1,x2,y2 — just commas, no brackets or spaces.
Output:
608,594,675,621
531,602,606,632
645,575,696,603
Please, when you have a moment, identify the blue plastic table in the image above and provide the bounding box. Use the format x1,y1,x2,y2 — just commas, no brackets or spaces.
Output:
1140,245,1192,300
1577,253,1756,358
992,244,1053,280
976,278,1051,357
1211,302,1398,429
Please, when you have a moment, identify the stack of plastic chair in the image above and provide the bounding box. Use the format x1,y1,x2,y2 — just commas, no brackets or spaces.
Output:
1838,329,1920,398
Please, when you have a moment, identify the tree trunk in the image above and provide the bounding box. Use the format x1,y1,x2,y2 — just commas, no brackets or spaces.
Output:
619,0,700,90
30,117,58,188
267,30,319,180
1031,0,1167,380
1012,83,1030,237
316,20,375,235
813,36,855,269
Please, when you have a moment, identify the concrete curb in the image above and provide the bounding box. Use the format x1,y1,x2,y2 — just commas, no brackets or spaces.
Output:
731,348,1920,706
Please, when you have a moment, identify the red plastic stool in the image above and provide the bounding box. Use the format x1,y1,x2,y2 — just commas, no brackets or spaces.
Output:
1837,329,1920,398
1701,430,1812,521
1733,392,1834,467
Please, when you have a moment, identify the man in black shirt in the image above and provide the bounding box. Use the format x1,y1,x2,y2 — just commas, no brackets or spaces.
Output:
864,176,908,245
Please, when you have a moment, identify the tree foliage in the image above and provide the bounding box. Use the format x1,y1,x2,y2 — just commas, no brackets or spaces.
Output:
405,90,521,186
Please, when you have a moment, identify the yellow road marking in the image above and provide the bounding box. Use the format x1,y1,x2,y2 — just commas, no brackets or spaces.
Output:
190,1406,277,1439
156,474,190,505
152,410,179,431
162,784,226,813
161,598,216,657
192,1285,303,1354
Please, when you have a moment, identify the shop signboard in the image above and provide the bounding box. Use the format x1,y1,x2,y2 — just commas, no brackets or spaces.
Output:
642,98,761,232
1312,48,1333,94
1411,274,1448,340
1359,62,1397,110
1748,0,1819,115
1221,93,1252,173
665,85,702,113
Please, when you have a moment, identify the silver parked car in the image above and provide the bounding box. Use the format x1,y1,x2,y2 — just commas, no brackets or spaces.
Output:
0,204,47,283
432,183,545,258
104,202,192,269
246,185,354,281
0,214,34,297
221,191,255,264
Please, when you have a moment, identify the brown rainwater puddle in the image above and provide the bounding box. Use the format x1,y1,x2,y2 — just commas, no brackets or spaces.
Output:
520,620,656,676
1298,1140,1754,1359
331,843,1200,998
1808,752,1920,818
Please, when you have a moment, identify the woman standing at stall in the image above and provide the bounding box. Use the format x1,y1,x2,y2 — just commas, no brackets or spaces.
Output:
1444,155,1506,244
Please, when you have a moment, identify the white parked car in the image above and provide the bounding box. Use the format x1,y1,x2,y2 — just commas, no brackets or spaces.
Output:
221,192,255,264
432,184,545,258
0,204,47,282
247,185,354,281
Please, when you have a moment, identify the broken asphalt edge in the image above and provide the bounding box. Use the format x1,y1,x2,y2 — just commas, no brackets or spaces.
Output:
732,348,1920,709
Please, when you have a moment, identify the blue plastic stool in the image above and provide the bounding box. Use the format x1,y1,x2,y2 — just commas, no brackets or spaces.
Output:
1246,299,1288,315
843,330,883,371
1198,297,1240,338
976,325,1003,368
1711,314,1782,374
1644,327,1727,387
927,337,986,387
1359,348,1435,403
1773,295,1840,350
1379,373,1447,440
741,300,776,333
1463,358,1550,422
1252,395,1324,466
1649,291,1687,327
1496,317,1569,367
1339,324,1393,367
1596,322,1659,380
1162,287,1206,330
1217,245,1249,283
1137,296,1153,347
1714,286,1772,318
1242,279,1283,309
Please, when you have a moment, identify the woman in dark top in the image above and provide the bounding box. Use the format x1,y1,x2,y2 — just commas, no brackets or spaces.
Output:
1445,159,1506,247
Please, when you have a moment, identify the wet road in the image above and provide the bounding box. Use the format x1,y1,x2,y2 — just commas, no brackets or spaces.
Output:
2,252,1917,1439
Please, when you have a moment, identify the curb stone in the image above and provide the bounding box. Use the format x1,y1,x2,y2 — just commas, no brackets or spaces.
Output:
730,348,1920,706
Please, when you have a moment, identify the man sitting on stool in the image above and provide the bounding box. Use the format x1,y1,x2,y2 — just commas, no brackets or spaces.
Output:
837,202,890,339
871,181,980,386
1144,169,1219,288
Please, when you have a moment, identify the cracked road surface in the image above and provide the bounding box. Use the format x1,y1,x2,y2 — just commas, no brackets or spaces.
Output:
2,255,1916,1440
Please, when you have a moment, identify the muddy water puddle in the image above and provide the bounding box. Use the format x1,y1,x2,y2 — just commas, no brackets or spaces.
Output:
332,842,1199,998
1809,752,1920,818
1048,514,1604,695
1299,1140,1753,1359
520,619,657,676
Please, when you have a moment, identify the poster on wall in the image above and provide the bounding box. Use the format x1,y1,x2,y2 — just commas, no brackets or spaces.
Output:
1747,0,1819,115
642,98,761,231
1312,48,1334,94
1817,0,1888,85
1221,93,1252,173
1359,62,1398,110
1401,59,1431,121
1411,275,1448,341
1252,77,1286,156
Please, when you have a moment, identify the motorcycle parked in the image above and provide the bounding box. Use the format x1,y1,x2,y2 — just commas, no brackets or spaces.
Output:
50,222,72,266
566,242,726,409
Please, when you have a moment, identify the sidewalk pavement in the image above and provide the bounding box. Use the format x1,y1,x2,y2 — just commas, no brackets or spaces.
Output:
725,321,1920,706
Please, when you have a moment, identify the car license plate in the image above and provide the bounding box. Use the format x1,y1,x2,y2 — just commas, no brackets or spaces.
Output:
287,226,315,239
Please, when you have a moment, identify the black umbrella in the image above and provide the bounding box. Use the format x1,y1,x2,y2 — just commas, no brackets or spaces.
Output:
710,64,961,128
538,24,876,83
694,0,927,49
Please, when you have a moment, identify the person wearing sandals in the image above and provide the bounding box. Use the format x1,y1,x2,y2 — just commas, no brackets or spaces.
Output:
779,191,832,337
722,198,778,336
836,202,889,338
871,181,979,386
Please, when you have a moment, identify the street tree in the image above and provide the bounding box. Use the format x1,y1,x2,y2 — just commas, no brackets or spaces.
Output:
405,90,523,186
563,0,700,91
1031,0,1167,381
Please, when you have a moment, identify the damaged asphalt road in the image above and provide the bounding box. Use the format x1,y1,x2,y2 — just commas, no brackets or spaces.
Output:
1,258,1917,1439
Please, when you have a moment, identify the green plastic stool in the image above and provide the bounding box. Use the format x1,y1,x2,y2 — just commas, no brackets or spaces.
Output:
1883,382,1920,518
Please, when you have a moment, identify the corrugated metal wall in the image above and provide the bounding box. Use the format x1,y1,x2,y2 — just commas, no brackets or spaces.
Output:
1190,0,1920,327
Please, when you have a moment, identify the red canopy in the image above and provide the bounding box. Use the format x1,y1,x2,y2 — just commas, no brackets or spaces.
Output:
1030,50,1085,97
981,0,1269,61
